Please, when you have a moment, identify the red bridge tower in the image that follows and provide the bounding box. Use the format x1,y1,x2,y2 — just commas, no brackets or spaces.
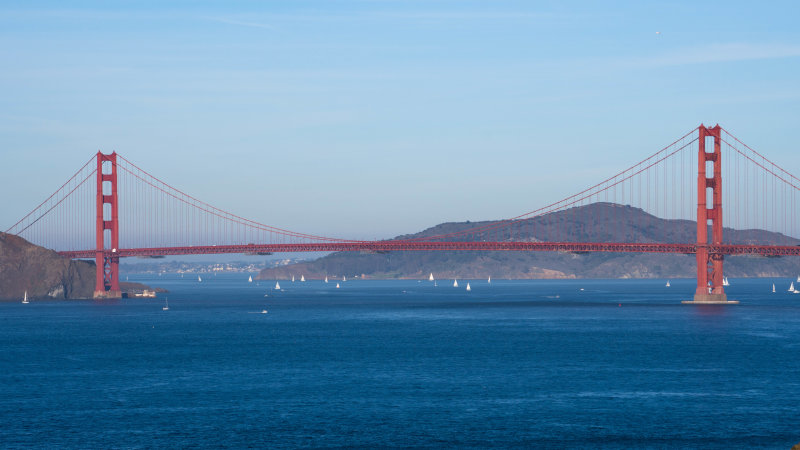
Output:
688,125,735,304
94,151,122,298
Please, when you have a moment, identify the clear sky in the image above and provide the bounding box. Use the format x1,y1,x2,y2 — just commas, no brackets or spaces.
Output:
2,0,800,240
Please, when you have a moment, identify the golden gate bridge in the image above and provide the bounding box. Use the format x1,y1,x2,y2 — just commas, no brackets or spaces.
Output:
6,125,800,303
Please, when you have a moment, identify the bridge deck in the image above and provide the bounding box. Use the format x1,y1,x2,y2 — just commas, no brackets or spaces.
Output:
58,242,800,259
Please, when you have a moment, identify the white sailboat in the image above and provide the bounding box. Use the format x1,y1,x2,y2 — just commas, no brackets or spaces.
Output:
292,275,295,282
429,273,434,281
22,291,29,304
772,283,776,293
275,281,281,290
790,282,795,292
336,283,340,289
453,279,459,288
325,276,328,283
248,275,253,283
198,275,202,282
488,276,491,284
162,298,169,311
342,276,346,282
722,277,730,287
300,275,305,282
797,275,800,283
466,283,471,292
666,280,670,287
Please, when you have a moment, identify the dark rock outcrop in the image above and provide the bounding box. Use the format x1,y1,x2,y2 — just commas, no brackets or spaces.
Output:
0,232,96,300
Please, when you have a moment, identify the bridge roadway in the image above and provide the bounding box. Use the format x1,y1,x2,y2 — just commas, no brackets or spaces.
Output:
58,241,800,259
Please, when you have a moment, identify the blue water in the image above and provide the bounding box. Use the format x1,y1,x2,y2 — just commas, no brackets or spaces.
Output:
2,275,800,448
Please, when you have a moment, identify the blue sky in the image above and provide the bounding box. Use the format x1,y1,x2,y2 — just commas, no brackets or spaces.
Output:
2,0,800,240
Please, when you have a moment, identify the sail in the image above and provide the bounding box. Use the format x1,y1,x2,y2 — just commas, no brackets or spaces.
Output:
429,273,434,281
453,280,458,287
325,276,328,283
466,283,471,291
275,282,281,290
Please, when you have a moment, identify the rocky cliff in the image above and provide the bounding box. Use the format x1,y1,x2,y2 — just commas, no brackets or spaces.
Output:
0,232,96,300
0,233,165,300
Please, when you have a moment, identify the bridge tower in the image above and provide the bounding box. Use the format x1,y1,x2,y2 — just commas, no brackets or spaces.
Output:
94,151,122,299
689,124,733,303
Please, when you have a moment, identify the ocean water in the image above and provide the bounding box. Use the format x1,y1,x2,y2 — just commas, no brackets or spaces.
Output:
2,275,800,448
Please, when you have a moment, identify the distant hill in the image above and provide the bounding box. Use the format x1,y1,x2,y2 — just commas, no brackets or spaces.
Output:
257,203,800,280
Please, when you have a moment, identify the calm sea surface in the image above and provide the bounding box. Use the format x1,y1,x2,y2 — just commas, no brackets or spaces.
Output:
2,275,800,448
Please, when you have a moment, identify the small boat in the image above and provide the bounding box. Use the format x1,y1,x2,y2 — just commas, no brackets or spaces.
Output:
797,275,800,283
466,283,471,291
434,281,437,287
198,276,202,282
275,281,281,290
429,273,434,281
292,275,295,282
772,283,776,293
324,276,328,283
722,277,730,287
488,276,491,284
162,298,169,311
336,283,340,288
790,282,795,292
453,279,458,288
261,310,268,314
22,291,29,304
300,275,305,282
248,276,253,283
342,276,346,282
666,280,670,287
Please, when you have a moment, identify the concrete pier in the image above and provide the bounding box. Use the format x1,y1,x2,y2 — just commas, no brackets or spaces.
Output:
682,293,738,304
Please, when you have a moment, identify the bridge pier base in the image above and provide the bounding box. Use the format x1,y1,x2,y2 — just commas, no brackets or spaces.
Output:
682,293,738,304
94,290,122,299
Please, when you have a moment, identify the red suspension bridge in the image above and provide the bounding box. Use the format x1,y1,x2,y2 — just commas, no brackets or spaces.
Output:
6,125,800,303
